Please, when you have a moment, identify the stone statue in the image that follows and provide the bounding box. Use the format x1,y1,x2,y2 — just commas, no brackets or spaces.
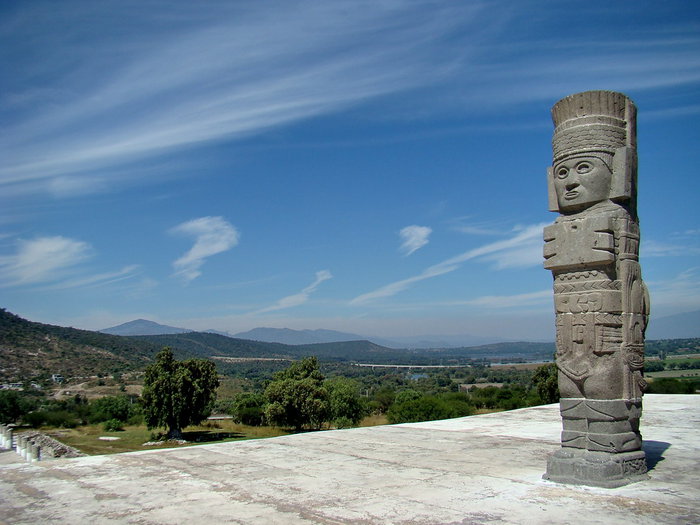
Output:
542,91,650,487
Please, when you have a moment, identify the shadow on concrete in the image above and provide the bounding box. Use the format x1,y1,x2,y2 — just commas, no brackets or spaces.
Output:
643,440,671,471
182,431,246,443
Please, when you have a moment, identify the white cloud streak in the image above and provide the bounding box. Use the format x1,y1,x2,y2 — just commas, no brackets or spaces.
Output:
642,239,700,258
460,289,551,309
351,223,547,305
0,236,92,286
0,2,488,195
0,236,143,289
171,216,239,282
42,265,142,291
3,3,697,197
254,270,333,314
399,225,432,256
646,267,700,315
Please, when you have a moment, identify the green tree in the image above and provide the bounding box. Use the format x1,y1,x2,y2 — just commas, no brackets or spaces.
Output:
644,360,665,373
371,386,396,414
326,377,367,427
386,392,473,424
387,395,450,424
231,392,266,426
264,356,329,431
89,395,139,424
646,378,699,394
0,390,24,424
531,363,559,404
142,347,220,439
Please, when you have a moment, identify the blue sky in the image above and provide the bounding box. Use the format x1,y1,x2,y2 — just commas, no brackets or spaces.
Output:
1,0,699,340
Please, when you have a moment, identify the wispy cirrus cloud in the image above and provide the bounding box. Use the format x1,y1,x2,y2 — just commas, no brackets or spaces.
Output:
448,217,506,236
460,289,551,309
0,236,92,286
4,3,697,199
0,2,491,195
351,223,546,305
170,216,239,283
646,267,700,315
42,265,142,291
0,235,141,289
642,234,700,258
399,225,432,256
253,270,333,314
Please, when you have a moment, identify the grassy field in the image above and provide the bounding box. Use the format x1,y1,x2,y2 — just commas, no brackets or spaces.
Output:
47,420,290,456
646,369,700,379
44,414,396,456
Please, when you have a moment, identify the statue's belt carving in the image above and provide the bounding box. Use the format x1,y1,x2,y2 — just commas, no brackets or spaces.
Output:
554,280,620,293
554,290,621,313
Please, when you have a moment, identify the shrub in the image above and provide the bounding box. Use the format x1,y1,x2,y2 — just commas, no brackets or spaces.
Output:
102,419,124,432
231,392,266,426
22,410,48,428
646,378,699,394
89,395,139,424
531,363,559,404
0,390,26,424
264,357,329,430
386,392,473,424
326,377,367,427
24,409,79,428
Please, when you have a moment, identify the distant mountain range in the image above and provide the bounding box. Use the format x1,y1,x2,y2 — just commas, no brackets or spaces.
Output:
231,328,502,349
2,308,697,382
100,310,700,347
100,319,192,336
100,322,507,348
230,327,416,347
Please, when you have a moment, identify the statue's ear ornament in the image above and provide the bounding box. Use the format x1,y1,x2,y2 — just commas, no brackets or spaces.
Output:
547,166,559,213
610,146,635,203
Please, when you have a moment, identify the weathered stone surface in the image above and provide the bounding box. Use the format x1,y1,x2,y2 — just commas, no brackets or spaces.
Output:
543,91,649,487
0,395,697,524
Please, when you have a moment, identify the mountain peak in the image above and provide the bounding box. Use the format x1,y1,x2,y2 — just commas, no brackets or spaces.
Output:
100,319,191,336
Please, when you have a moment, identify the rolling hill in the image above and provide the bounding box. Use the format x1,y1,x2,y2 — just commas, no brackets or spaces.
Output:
0,309,162,381
5,308,695,383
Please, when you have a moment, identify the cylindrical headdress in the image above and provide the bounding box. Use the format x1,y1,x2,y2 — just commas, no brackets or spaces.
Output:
548,90,638,215
551,90,636,164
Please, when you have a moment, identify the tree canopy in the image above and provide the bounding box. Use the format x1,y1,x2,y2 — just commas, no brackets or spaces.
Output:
531,363,559,404
142,347,219,439
264,356,330,430
326,377,367,428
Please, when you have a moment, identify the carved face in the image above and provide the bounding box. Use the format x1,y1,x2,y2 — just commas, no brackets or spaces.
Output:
553,155,612,212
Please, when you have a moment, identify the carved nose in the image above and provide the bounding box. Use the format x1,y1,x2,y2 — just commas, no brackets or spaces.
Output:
566,182,579,190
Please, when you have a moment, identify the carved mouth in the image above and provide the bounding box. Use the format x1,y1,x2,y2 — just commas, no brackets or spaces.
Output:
565,190,579,200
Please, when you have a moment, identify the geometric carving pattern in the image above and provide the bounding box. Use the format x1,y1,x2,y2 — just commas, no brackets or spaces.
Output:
554,280,621,293
543,90,649,487
556,270,603,281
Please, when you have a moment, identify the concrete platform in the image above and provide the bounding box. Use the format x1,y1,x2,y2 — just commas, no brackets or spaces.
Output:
0,394,697,524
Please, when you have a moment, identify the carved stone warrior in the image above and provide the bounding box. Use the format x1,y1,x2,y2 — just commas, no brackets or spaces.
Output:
542,91,650,487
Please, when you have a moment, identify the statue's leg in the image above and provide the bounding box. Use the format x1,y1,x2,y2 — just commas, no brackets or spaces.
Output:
558,373,587,450
585,399,643,453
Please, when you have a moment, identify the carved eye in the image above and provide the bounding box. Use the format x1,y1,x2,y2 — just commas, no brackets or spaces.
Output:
556,167,568,179
576,161,592,174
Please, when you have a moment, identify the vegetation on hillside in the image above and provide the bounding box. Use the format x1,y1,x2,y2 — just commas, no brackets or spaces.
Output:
0,308,162,381
2,308,698,456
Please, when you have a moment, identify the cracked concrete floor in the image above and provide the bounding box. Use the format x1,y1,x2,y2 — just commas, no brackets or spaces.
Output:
0,394,697,524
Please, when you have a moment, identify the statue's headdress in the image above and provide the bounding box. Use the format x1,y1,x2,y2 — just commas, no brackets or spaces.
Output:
548,91,638,214
552,90,636,163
